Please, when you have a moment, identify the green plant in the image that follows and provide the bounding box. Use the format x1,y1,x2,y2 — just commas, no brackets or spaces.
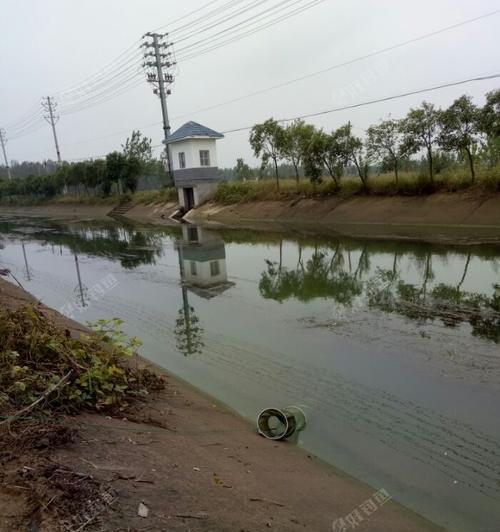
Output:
0,307,163,417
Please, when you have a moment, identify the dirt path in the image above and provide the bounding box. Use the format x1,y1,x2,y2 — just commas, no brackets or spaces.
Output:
0,277,440,531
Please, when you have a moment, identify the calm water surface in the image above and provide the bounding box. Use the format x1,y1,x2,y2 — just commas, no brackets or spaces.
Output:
0,215,499,531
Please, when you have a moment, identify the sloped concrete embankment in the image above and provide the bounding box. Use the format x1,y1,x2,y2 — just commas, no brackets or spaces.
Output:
185,192,500,243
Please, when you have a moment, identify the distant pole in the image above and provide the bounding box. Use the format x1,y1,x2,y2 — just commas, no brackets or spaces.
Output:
42,96,67,193
42,96,62,164
0,128,12,180
142,32,176,181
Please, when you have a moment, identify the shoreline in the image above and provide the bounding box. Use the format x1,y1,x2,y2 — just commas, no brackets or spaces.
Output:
0,277,441,531
1,189,500,244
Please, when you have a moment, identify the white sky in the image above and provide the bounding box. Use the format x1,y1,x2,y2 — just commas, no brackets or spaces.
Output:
1,0,499,168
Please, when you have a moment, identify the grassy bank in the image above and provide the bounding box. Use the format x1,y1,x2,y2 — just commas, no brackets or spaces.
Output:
214,167,500,204
0,186,178,207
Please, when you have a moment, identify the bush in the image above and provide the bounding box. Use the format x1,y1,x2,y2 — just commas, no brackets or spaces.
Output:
0,307,163,418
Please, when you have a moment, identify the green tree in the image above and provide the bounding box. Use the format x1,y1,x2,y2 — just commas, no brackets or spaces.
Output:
302,129,325,184
234,158,253,180
366,118,408,182
401,102,441,182
249,118,286,190
87,159,107,193
122,155,142,193
480,88,500,139
122,130,153,164
336,122,368,188
281,119,315,184
71,162,88,194
319,128,350,187
105,152,127,196
439,95,482,180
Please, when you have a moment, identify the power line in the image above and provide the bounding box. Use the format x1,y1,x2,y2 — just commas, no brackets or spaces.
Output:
57,72,500,162
176,0,326,61
149,0,229,33
183,9,500,110
220,72,500,133
173,0,269,46
56,9,500,147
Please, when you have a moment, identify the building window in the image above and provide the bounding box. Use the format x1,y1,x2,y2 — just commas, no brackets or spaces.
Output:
190,261,197,276
187,227,199,242
210,261,220,277
199,150,210,167
178,152,186,169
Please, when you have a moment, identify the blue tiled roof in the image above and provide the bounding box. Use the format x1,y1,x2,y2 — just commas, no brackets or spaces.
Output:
166,121,224,143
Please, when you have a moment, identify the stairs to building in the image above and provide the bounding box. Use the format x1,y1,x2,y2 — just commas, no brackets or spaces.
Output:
108,201,134,218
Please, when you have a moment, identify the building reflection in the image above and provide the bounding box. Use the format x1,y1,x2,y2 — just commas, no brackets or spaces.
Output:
174,226,234,356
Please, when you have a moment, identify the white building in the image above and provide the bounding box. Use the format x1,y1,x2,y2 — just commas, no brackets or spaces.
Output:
166,121,224,211
176,226,234,299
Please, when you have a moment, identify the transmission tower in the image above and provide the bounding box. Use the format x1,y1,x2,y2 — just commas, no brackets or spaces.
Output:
0,128,12,179
141,32,176,179
41,96,62,163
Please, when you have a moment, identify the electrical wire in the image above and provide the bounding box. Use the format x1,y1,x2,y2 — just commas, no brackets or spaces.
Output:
172,0,269,45
219,72,500,133
149,0,232,34
175,0,326,61
57,8,500,145
58,72,500,162
4,0,315,129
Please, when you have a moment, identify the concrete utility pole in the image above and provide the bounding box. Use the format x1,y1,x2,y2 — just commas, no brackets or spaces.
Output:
41,96,62,163
142,32,176,180
0,128,12,179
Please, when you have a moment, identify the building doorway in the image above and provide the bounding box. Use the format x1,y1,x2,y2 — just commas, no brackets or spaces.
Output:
183,187,195,211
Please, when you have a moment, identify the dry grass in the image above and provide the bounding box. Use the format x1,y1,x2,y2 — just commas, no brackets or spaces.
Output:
130,187,178,204
214,167,500,204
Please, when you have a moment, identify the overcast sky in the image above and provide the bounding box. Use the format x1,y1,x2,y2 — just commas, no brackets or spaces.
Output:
1,0,499,168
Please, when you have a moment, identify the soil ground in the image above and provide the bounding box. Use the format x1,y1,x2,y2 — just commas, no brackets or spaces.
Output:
0,277,441,531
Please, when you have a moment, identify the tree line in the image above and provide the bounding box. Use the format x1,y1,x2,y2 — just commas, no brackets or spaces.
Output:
249,90,500,190
0,131,168,199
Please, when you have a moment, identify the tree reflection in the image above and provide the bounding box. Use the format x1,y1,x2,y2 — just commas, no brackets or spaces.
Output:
259,245,363,305
260,243,500,343
367,251,500,343
0,218,169,269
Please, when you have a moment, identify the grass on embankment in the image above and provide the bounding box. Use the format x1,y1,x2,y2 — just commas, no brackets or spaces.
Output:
0,187,178,207
214,167,500,205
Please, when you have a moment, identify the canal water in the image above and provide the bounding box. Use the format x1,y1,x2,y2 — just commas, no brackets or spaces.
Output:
0,215,499,531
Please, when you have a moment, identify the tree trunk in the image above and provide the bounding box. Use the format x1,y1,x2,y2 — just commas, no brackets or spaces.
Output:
325,163,339,187
273,158,280,191
466,149,475,181
354,158,367,190
427,148,434,182
394,158,399,183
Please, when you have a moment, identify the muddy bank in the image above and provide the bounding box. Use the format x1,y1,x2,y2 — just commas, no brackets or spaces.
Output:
0,203,114,221
0,276,439,531
186,192,500,244
3,190,499,244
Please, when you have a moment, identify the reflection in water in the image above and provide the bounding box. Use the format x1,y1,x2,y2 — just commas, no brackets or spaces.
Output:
174,226,233,356
74,254,86,308
21,241,31,281
0,217,167,269
259,243,500,343
1,216,500,531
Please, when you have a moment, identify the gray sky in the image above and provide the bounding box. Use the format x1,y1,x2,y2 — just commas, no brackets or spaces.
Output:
1,0,499,168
